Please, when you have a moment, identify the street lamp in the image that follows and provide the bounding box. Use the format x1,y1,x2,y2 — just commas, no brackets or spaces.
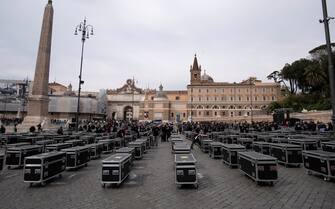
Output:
320,0,335,131
74,18,94,132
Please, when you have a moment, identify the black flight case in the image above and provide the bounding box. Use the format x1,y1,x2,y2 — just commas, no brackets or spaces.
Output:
303,150,335,181
66,139,85,147
200,139,213,153
270,143,302,167
238,151,278,185
222,144,246,167
46,143,72,152
253,142,271,155
171,138,184,152
99,139,114,154
288,138,318,151
321,141,335,153
128,141,144,159
89,143,104,159
6,145,43,169
0,152,4,172
175,153,198,188
173,143,191,154
62,146,90,169
209,142,224,159
101,153,131,187
237,138,253,149
24,152,66,186
36,140,54,152
116,147,135,166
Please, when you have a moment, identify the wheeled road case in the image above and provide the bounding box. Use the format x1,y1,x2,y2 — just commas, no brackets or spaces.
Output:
136,138,150,152
62,146,90,169
80,136,95,144
321,141,335,153
128,141,144,159
288,138,318,151
36,140,54,152
66,139,84,147
173,143,191,154
24,152,66,186
0,152,4,172
112,138,123,150
237,138,253,149
6,142,31,148
101,153,131,187
6,145,43,169
270,143,302,167
253,142,271,155
116,147,135,166
303,150,335,181
175,153,198,188
53,136,69,143
46,143,72,152
222,144,246,167
209,142,224,159
89,143,104,159
171,138,184,152
238,151,278,185
99,139,114,154
200,139,213,153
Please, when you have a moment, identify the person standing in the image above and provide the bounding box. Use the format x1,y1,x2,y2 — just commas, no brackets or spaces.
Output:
152,125,160,146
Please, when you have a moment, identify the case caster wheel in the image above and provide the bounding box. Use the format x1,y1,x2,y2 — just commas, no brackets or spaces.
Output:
307,170,312,175
7,166,10,169
29,183,33,187
40,181,46,187
324,177,330,181
194,184,199,189
269,182,274,186
102,183,106,188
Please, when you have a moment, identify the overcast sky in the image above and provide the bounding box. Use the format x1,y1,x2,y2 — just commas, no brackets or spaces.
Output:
1,0,334,91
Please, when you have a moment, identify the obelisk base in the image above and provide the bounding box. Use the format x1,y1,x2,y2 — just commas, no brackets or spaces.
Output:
18,95,51,132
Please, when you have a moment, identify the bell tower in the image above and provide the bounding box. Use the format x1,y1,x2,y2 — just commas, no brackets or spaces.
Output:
190,54,201,84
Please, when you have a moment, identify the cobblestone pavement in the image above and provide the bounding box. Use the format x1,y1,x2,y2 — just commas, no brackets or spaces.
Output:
0,135,335,209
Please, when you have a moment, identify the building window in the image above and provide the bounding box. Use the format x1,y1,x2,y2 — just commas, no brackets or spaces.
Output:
199,89,201,93
247,96,249,101
222,111,226,116
222,88,224,93
230,112,234,117
272,96,275,101
199,111,201,116
207,97,209,101
231,97,233,101
247,112,250,116
215,97,217,101
207,89,209,93
191,97,193,101
151,96,154,100
239,97,241,101
183,113,186,118
199,97,201,101
214,111,217,116
238,111,242,116
238,89,240,93
176,96,180,100
171,113,174,117
255,96,257,101
206,111,210,116
263,96,266,101
214,89,217,93
191,88,193,93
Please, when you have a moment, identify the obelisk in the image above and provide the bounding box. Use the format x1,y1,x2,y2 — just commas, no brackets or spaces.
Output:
20,0,53,131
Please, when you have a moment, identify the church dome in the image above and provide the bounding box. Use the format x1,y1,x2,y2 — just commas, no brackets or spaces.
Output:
201,71,214,83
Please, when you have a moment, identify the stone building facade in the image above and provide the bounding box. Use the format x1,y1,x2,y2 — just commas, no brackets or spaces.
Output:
106,55,281,122
187,55,281,122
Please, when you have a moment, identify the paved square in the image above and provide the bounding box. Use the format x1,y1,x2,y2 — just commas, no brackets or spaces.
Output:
0,136,335,209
